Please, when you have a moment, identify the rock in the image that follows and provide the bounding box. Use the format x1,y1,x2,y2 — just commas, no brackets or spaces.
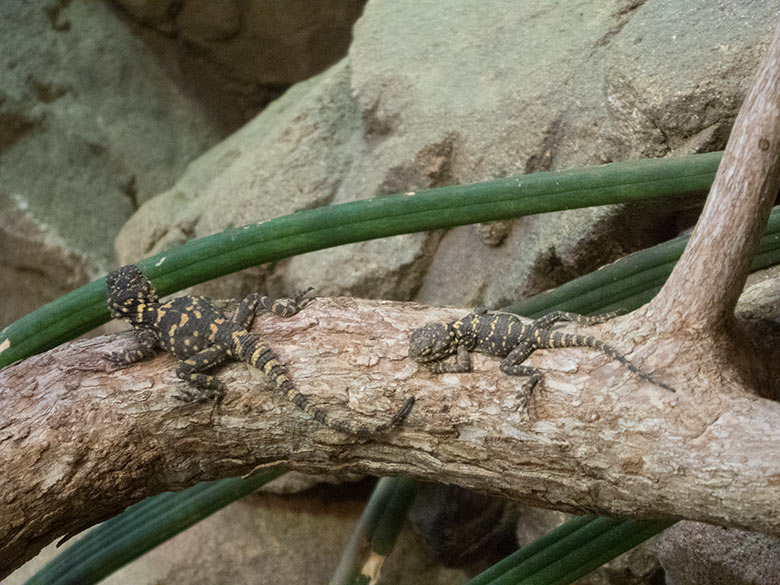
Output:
0,0,223,324
657,521,780,585
0,191,88,328
113,0,366,85
115,0,776,307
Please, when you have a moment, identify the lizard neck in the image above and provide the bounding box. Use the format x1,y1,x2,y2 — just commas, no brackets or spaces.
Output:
110,300,160,326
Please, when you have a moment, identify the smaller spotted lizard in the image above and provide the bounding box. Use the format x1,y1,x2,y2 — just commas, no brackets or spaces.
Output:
409,308,673,405
106,265,414,434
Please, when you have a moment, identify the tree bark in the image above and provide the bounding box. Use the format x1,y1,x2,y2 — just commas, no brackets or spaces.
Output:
2,298,779,578
618,15,780,400
648,16,780,330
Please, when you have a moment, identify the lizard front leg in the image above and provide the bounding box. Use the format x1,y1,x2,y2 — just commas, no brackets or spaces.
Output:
262,287,315,317
106,329,158,366
425,344,473,373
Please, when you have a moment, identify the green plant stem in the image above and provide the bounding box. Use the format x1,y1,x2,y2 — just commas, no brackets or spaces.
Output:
24,467,287,585
0,152,721,369
466,517,673,585
465,515,597,585
369,477,419,556
329,477,402,585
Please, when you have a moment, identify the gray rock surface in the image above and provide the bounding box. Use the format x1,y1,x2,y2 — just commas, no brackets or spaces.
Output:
657,521,780,585
113,0,366,85
109,0,368,128
0,0,224,324
0,191,89,328
115,0,776,308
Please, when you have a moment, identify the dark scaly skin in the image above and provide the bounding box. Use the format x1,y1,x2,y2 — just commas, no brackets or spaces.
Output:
106,265,413,434
409,308,674,407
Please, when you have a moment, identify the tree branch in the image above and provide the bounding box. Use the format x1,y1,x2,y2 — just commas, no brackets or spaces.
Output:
649,17,780,330
2,298,779,578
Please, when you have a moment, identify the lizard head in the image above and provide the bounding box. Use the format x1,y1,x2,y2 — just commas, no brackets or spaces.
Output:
409,321,457,363
106,264,159,322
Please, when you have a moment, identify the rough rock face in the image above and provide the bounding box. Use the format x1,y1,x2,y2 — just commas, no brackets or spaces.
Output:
115,0,775,308
0,191,89,327
657,522,780,585
112,0,367,87
109,0,369,128
0,0,363,326
0,0,224,325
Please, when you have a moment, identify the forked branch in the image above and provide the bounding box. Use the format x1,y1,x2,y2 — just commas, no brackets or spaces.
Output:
648,17,780,330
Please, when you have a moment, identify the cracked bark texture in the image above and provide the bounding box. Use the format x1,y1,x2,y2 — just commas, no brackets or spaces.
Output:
2,298,780,578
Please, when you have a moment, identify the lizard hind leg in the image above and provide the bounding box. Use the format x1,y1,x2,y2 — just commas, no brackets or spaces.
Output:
232,288,316,329
174,345,229,403
499,341,542,409
529,310,623,331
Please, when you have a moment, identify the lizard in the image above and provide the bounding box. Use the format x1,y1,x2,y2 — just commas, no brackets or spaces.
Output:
105,264,414,434
409,308,674,406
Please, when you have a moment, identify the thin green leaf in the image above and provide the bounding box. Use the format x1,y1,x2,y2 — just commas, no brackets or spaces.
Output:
24,467,287,585
346,477,419,585
465,517,673,585
329,477,403,585
0,152,721,369
544,519,674,585
369,477,419,556
464,515,598,585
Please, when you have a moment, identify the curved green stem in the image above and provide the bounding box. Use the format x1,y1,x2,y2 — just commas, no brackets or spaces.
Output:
0,152,720,369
